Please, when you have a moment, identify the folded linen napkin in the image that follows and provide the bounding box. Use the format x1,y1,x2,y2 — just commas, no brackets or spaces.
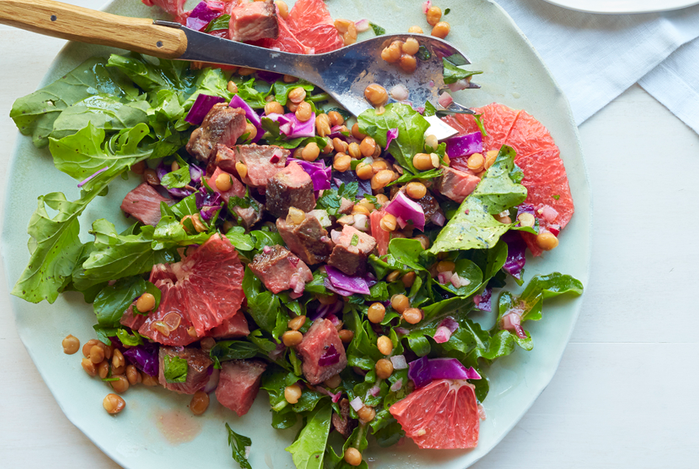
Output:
495,0,699,133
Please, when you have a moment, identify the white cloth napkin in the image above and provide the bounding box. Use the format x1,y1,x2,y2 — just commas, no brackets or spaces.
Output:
494,0,699,133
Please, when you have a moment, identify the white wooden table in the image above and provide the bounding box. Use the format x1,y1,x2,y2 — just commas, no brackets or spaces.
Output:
1,2,698,468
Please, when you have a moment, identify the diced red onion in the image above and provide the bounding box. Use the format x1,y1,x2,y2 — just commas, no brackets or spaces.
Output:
448,79,471,92
265,112,316,138
202,367,220,393
185,93,226,125
390,378,403,392
430,211,446,227
263,246,272,254
538,204,559,224
368,385,381,397
385,192,425,231
501,313,526,339
77,167,108,188
474,287,492,312
350,396,364,412
445,131,483,158
395,327,409,336
549,224,561,236
433,326,452,344
353,214,369,232
422,0,432,14
437,271,453,285
438,92,453,108
355,19,370,32
390,355,408,370
326,266,370,295
330,229,342,244
451,272,469,289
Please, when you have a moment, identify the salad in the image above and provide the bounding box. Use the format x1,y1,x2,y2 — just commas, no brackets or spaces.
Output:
9,0,583,468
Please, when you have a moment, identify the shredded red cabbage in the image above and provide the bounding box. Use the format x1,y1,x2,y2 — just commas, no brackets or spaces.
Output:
185,93,226,126
189,164,204,184
445,131,483,158
473,286,493,312
266,112,316,138
408,356,480,389
229,95,263,144
195,186,224,221
310,300,343,320
385,192,425,231
326,266,370,295
186,1,221,30
502,231,527,281
318,344,340,366
288,158,332,191
122,341,159,377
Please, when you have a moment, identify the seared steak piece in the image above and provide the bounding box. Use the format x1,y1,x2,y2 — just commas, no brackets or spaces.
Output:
187,104,247,162
248,245,314,294
207,166,246,204
158,346,213,395
437,166,481,204
229,0,279,42
327,225,377,276
338,197,355,215
215,144,288,191
120,183,173,226
296,319,347,385
231,205,264,230
266,162,315,217
332,398,357,438
276,214,333,265
209,313,250,339
215,359,267,416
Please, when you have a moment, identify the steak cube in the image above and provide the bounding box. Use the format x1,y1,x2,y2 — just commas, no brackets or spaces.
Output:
209,313,250,339
158,346,213,395
414,191,443,225
437,166,481,204
276,214,333,265
187,104,247,162
229,0,279,42
248,245,314,294
215,144,288,190
327,225,377,276
120,183,173,226
296,319,347,385
266,162,315,217
232,204,264,230
215,359,267,416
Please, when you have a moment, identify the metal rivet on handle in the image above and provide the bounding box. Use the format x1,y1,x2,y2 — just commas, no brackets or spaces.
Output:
50,15,57,21
156,41,163,48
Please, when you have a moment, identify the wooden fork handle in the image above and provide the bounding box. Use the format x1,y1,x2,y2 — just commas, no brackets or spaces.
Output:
0,0,187,58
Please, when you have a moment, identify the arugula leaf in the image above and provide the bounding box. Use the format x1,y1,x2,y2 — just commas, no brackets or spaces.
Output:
163,355,188,383
250,227,285,251
369,23,386,35
107,54,190,93
50,95,150,141
209,340,259,368
205,14,231,32
116,328,144,347
226,226,255,251
358,104,430,174
242,267,286,338
235,77,271,109
10,57,137,147
77,220,176,291
387,238,427,271
93,276,146,327
152,215,211,250
286,402,332,469
442,58,483,85
48,123,152,187
429,146,526,254
160,161,191,189
424,100,437,117
226,423,252,469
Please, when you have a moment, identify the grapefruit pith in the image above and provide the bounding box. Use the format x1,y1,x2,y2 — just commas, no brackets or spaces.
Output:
389,379,480,449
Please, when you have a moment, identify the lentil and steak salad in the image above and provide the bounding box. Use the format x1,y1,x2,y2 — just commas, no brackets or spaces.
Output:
11,0,583,467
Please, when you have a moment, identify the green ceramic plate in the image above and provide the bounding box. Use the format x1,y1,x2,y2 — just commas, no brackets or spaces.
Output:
2,0,590,468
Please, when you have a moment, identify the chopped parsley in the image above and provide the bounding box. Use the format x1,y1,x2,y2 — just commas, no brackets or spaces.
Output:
226,423,252,469
350,234,359,246
552,194,560,200
474,113,488,137
444,7,451,15
369,22,386,36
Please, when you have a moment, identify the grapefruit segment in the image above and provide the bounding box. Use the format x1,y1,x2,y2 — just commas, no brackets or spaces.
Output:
257,15,312,54
122,234,245,346
390,379,480,449
507,110,558,159
294,24,344,54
